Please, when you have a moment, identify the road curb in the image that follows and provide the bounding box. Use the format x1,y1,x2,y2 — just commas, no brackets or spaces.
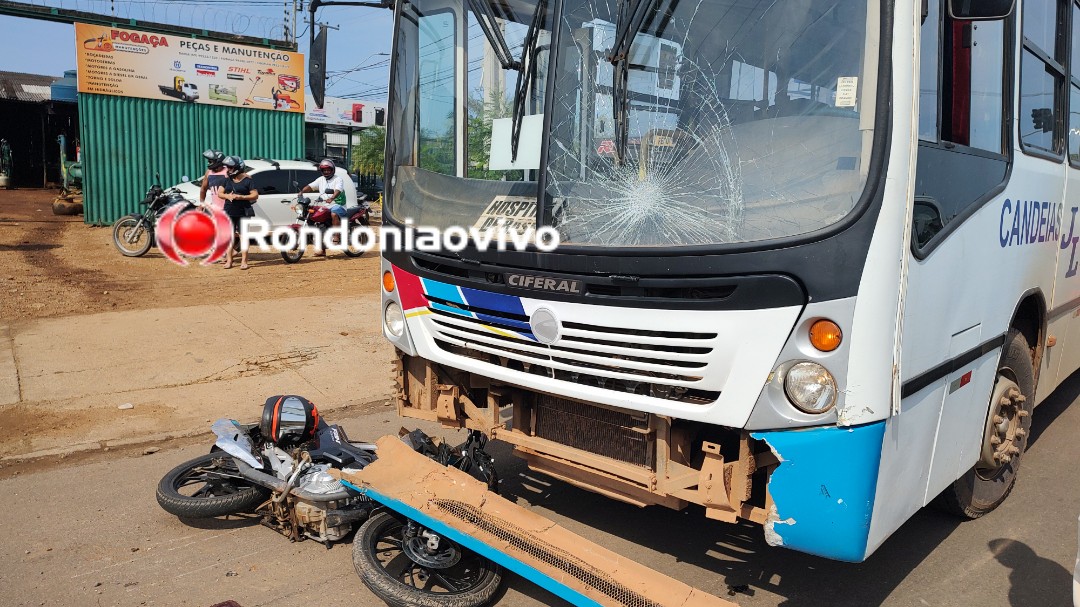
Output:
0,394,391,464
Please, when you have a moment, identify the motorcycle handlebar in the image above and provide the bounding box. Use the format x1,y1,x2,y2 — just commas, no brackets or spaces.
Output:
233,457,354,502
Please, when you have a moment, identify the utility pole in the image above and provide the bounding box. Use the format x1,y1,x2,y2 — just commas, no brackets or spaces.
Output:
292,0,300,45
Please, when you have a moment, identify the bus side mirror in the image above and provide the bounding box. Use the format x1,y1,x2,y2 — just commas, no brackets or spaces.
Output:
949,0,1015,20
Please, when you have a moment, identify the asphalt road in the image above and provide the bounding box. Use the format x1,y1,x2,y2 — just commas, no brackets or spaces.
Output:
2,375,1079,607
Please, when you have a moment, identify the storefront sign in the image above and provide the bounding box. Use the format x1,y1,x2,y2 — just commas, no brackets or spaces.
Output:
304,95,385,127
74,22,305,112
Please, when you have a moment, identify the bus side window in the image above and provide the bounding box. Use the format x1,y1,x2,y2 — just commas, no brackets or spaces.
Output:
1069,1,1080,165
1019,0,1066,156
918,0,941,141
417,10,457,176
943,20,1006,152
914,0,1009,252
921,0,1006,151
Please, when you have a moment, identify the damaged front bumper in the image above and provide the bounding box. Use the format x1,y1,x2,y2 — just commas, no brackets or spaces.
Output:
396,352,887,562
753,422,886,562
336,435,738,607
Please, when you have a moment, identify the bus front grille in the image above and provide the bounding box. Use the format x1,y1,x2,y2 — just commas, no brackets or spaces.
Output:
423,300,720,404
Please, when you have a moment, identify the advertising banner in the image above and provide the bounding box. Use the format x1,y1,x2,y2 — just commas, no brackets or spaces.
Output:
74,22,305,113
304,94,386,128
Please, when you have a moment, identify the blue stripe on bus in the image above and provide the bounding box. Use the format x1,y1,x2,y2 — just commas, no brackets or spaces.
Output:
421,278,466,305
461,286,528,317
751,420,886,562
340,480,604,607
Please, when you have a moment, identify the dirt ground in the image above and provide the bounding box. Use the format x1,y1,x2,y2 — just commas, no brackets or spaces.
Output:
0,189,378,322
0,188,392,471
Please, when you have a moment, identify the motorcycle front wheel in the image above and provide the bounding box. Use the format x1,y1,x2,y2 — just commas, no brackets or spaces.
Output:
112,216,153,257
156,452,270,518
353,511,503,607
278,231,304,263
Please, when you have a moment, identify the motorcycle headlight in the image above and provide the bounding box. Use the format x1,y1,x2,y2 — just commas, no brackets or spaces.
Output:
384,301,404,337
783,362,837,414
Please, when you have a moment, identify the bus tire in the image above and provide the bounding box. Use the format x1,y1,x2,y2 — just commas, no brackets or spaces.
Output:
934,328,1034,519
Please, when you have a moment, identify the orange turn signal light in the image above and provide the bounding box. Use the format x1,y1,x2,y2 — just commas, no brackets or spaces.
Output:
382,270,396,293
809,319,842,352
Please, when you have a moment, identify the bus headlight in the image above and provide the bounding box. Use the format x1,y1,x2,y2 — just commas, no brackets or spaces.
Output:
784,362,837,414
384,301,405,337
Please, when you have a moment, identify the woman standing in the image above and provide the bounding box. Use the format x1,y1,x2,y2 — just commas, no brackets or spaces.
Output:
217,156,258,270
198,149,228,210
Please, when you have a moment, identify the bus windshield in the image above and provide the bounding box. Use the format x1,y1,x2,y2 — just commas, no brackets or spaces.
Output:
387,0,878,247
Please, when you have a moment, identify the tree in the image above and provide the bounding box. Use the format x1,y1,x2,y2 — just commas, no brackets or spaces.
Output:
351,126,386,175
467,91,523,181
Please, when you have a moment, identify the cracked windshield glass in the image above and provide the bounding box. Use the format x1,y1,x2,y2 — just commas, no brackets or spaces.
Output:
387,0,877,247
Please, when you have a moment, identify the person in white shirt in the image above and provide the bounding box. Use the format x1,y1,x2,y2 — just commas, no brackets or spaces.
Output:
302,159,346,256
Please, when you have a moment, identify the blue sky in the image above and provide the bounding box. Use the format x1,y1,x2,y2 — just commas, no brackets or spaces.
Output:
0,2,393,101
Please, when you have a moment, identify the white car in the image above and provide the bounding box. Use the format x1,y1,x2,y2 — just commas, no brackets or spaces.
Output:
175,159,359,226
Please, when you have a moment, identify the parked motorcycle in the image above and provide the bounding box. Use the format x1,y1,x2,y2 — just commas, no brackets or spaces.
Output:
111,176,197,257
278,185,372,263
156,395,502,607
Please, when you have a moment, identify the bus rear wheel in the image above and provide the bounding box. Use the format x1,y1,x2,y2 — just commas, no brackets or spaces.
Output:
935,328,1034,519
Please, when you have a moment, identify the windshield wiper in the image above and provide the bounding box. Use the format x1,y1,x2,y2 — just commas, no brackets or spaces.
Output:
465,0,519,69
465,0,548,163
607,0,656,164
510,0,548,162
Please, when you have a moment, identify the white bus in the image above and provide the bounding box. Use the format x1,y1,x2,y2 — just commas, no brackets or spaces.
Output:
378,0,1068,562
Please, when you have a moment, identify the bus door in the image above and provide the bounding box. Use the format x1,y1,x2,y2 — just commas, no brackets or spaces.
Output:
900,0,1010,510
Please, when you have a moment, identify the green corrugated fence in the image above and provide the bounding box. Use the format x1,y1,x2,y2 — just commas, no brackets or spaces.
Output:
79,94,304,224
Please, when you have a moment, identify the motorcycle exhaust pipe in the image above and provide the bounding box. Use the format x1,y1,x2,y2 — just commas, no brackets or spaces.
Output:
324,506,373,528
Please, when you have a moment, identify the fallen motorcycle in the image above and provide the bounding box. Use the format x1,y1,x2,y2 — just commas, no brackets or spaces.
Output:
156,395,502,607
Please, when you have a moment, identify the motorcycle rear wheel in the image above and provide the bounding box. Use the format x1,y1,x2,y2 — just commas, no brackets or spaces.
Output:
112,217,153,257
343,226,370,257
156,452,269,518
280,246,304,263
353,511,502,607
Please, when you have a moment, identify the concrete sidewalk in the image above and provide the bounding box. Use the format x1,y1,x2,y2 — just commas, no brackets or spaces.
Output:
0,295,395,460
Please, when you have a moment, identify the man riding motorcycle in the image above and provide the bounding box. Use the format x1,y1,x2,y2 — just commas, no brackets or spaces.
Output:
301,159,346,256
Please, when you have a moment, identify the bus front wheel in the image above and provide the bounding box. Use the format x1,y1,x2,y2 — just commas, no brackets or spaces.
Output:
935,328,1034,519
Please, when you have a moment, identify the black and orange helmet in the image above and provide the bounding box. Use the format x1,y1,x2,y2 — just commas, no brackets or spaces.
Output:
260,395,320,447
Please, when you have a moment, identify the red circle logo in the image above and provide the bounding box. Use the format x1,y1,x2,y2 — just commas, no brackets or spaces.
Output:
154,203,234,266
173,212,217,256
